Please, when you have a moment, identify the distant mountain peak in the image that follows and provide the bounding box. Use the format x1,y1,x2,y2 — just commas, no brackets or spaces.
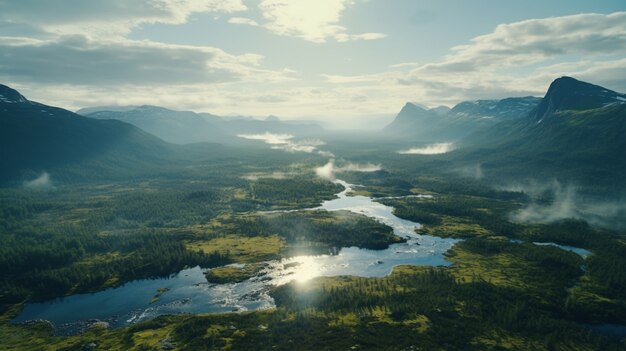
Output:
545,76,606,98
448,96,541,121
534,76,626,122
401,102,428,113
0,84,29,104
134,105,172,112
265,115,280,122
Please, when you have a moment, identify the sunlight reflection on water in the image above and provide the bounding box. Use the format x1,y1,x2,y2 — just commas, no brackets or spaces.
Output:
14,179,458,334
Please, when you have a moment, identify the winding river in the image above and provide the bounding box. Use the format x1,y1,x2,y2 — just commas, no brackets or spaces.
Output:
13,180,590,335
13,179,458,334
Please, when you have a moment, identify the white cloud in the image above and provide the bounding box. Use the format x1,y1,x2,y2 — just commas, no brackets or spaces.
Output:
335,32,387,42
238,132,334,156
389,62,420,69
319,11,626,112
238,132,293,144
228,17,259,26
0,35,294,86
338,162,382,172
0,0,247,37
315,159,336,180
401,12,626,93
315,159,382,180
398,143,455,155
23,172,52,189
510,180,626,229
3,5,626,122
258,0,385,43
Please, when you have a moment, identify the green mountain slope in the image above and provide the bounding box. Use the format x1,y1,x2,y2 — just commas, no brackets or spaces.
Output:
0,84,181,182
460,77,626,191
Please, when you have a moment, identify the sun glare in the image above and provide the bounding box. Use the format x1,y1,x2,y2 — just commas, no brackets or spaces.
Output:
292,256,321,283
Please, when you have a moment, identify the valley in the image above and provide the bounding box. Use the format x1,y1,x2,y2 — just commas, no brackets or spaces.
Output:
1,77,626,350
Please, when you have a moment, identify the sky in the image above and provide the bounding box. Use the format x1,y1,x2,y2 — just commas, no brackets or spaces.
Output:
1,0,625,128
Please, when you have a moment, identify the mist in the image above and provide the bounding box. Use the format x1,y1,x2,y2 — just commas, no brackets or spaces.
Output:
238,132,333,157
315,159,382,180
398,142,456,155
455,163,484,180
509,180,626,229
23,172,52,189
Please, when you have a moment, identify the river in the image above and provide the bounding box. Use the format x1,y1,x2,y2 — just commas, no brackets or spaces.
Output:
12,179,590,334
13,179,458,334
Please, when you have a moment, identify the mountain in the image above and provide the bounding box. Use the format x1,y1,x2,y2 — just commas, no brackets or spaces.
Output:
430,106,451,116
532,76,626,123
460,77,626,191
383,96,541,141
448,97,541,121
0,84,182,182
81,106,326,144
85,105,226,144
76,105,141,115
382,103,440,137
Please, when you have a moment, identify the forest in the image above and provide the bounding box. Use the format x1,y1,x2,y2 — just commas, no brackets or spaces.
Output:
1,156,625,350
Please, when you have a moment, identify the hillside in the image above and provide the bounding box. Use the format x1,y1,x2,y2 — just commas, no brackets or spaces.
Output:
0,84,181,182
460,77,626,191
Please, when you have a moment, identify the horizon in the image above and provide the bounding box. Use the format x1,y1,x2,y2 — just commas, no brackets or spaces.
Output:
2,74,615,131
1,1,625,126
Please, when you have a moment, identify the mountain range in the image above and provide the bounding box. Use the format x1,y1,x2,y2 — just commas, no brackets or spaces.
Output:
380,76,626,193
458,77,626,190
0,85,209,182
383,95,542,141
79,106,325,144
2,76,625,191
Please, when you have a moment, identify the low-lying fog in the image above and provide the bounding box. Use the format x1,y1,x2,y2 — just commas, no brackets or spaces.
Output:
238,132,334,157
398,142,456,155
502,180,626,230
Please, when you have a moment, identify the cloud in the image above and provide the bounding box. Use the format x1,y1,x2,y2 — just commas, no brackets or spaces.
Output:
0,35,291,85
0,0,387,119
315,159,336,180
23,172,52,189
3,5,626,122
320,11,626,112
0,0,247,36
389,62,420,69
258,0,386,43
238,132,334,156
509,180,626,229
228,17,259,26
400,12,626,98
410,12,626,77
238,132,293,144
335,32,387,42
315,159,381,180
0,1,299,111
455,164,484,180
398,143,455,155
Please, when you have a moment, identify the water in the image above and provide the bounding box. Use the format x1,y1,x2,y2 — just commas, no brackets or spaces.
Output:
584,324,626,339
13,179,458,334
13,266,275,335
531,242,591,257
510,239,591,258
